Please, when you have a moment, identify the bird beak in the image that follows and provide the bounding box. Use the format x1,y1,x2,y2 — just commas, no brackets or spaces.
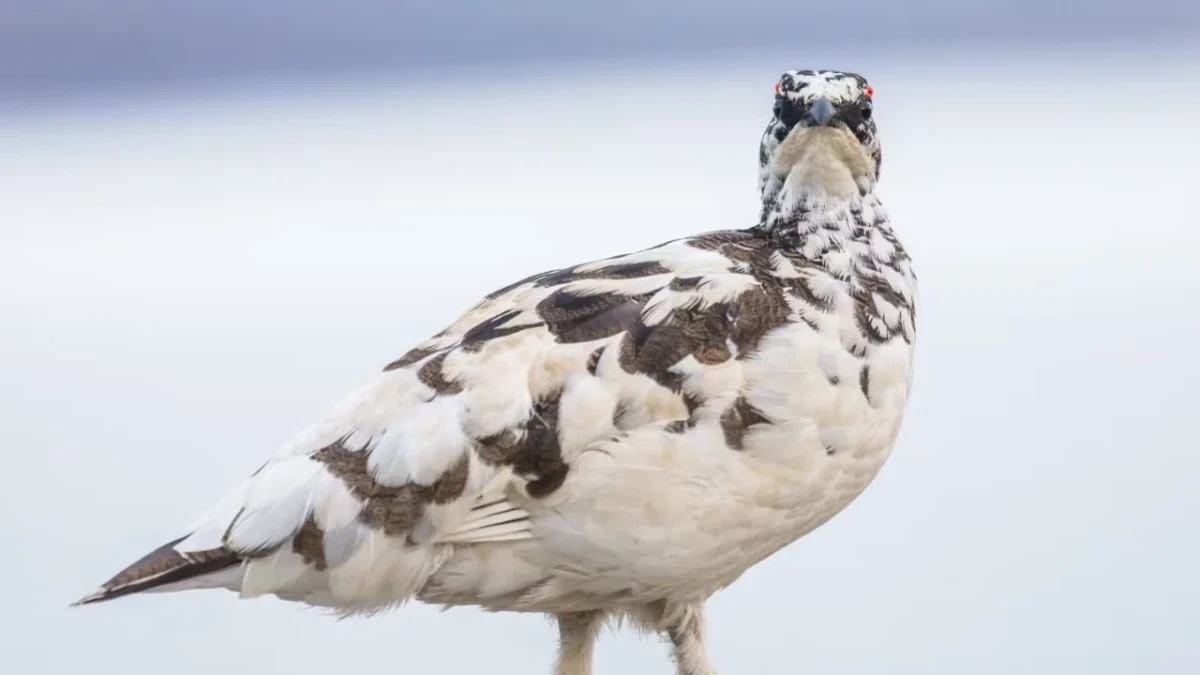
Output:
806,97,837,126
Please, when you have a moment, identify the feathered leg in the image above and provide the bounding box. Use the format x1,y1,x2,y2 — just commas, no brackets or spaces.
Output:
632,600,717,675
659,601,718,675
553,610,605,675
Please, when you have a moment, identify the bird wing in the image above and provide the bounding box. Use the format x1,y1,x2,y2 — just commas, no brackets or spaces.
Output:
81,229,807,610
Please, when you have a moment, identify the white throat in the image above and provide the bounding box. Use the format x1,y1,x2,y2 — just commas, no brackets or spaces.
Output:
772,126,876,202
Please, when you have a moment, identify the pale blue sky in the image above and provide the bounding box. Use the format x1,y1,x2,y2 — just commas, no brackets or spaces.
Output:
3,1,1198,103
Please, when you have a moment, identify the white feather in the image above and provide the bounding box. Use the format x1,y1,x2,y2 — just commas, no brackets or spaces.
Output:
225,457,325,552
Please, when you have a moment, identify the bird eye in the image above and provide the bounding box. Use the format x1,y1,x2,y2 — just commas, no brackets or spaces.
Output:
774,97,803,128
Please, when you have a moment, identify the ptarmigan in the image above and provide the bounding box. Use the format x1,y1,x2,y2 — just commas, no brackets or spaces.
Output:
76,69,917,675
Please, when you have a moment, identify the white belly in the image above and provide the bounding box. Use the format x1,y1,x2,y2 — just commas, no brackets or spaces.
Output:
422,319,915,612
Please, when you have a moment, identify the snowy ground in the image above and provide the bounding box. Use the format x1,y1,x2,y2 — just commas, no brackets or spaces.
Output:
3,46,1198,674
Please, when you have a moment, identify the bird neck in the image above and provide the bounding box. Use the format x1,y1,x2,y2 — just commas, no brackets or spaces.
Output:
758,182,889,249
757,126,883,244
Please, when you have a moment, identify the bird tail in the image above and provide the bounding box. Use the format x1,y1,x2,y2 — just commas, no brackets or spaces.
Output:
71,535,242,607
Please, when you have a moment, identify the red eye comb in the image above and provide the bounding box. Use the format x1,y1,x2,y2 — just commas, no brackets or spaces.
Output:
775,82,781,95
865,86,874,97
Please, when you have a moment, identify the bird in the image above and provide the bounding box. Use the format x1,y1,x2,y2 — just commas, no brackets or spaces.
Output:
75,69,917,675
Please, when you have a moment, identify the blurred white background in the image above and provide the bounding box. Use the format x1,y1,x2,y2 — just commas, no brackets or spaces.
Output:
2,3,1199,674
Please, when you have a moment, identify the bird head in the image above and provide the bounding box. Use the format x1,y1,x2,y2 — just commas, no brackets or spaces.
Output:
758,70,881,204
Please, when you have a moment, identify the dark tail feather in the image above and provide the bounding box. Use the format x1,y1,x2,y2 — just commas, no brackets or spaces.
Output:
72,536,241,607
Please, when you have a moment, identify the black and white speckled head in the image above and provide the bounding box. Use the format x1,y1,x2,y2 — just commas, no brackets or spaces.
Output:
758,70,881,209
